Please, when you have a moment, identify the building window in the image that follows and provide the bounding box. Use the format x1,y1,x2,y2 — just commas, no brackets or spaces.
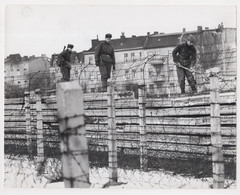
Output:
91,88,95,92
149,84,154,94
124,53,128,62
75,69,78,77
131,53,135,60
89,56,93,64
17,69,20,75
90,74,94,81
139,52,142,59
148,52,153,57
10,64,13,71
11,76,14,81
97,73,101,81
18,81,21,85
24,68,27,74
148,68,154,77
132,69,136,77
125,70,130,79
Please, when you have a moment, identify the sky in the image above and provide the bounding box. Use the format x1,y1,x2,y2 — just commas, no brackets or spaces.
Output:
4,4,237,58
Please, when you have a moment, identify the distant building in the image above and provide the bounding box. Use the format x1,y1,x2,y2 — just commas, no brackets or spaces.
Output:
80,25,236,95
4,54,50,88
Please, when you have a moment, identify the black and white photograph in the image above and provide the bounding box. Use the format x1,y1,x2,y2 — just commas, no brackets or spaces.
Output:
1,0,239,194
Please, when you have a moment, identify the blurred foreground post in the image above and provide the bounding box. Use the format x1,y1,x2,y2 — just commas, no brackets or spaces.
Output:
208,67,224,189
107,80,118,182
35,89,44,168
25,91,33,159
57,81,90,188
138,84,148,171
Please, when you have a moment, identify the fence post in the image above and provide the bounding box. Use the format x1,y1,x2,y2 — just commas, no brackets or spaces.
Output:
35,89,44,168
56,81,90,188
209,68,224,189
107,80,118,182
25,91,33,159
138,84,148,171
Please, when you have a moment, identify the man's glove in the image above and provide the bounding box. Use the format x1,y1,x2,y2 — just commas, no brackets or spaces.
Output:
175,62,180,67
189,68,195,73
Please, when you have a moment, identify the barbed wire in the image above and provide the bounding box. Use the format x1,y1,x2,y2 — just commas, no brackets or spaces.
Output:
4,49,236,188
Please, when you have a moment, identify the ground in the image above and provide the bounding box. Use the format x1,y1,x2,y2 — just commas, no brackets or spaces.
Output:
4,156,236,189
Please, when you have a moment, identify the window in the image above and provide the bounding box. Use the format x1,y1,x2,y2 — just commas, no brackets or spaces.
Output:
139,52,142,59
91,88,95,92
18,81,21,84
11,76,14,81
148,68,154,77
149,84,154,94
125,70,130,79
10,64,13,71
97,73,101,81
89,56,93,64
148,52,153,57
75,70,78,77
17,69,20,75
90,74,94,81
155,52,160,59
132,69,136,77
131,53,135,60
124,53,128,62
24,68,27,74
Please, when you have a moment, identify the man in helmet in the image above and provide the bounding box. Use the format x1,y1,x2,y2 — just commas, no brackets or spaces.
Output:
95,33,116,92
58,44,74,82
172,34,197,94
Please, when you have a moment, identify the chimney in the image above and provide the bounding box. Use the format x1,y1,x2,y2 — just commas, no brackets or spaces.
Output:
120,32,125,41
91,39,99,48
132,35,136,37
197,26,203,32
153,31,158,35
183,28,186,33
160,32,164,35
205,27,209,30
147,32,150,36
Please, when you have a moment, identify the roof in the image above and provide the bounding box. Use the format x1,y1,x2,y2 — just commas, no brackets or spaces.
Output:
85,27,236,54
144,31,199,49
87,35,147,53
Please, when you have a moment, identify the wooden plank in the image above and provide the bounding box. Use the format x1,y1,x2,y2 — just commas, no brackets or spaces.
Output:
85,132,236,146
5,114,235,125
83,115,236,126
4,98,24,105
88,138,236,155
85,124,236,136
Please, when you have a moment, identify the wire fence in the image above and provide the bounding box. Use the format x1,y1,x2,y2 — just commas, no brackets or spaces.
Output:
4,49,236,188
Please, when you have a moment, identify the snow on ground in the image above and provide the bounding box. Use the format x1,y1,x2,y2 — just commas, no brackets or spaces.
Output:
4,157,236,189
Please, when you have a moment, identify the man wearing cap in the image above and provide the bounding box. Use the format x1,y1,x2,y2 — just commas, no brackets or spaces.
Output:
172,34,197,94
58,44,74,82
95,33,116,92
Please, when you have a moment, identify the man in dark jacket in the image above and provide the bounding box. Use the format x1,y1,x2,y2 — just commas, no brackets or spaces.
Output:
172,34,197,94
95,33,116,92
58,44,74,81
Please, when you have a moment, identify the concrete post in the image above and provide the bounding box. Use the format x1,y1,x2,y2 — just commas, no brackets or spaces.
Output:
56,81,90,188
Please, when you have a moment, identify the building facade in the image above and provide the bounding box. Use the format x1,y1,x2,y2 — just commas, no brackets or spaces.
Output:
4,54,50,89
80,25,236,95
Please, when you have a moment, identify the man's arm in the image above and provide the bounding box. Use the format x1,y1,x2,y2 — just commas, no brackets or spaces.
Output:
95,44,101,66
111,49,116,70
190,47,197,67
172,44,180,63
